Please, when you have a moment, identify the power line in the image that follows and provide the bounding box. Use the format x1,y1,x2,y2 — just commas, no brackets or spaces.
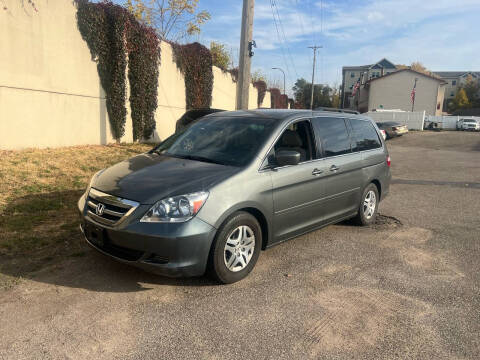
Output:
271,0,299,80
269,0,292,86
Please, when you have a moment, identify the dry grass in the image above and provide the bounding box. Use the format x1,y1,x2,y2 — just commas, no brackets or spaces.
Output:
0,143,152,286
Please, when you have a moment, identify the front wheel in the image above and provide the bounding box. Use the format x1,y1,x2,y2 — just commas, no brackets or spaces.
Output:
353,183,379,226
208,211,262,284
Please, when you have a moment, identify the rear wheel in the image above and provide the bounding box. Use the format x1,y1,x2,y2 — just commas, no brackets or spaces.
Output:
208,211,262,284
353,183,379,226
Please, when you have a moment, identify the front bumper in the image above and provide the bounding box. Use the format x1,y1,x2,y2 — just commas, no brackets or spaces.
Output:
78,192,217,277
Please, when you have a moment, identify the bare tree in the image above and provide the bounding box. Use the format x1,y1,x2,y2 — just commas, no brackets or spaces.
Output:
125,0,210,41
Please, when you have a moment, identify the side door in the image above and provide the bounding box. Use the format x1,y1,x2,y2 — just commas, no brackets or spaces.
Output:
311,117,363,222
267,119,325,242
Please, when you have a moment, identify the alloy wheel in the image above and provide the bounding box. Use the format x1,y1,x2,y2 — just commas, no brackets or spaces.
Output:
223,225,255,272
363,190,376,219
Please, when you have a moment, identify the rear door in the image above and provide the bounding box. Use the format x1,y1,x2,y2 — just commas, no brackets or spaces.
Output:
311,117,363,221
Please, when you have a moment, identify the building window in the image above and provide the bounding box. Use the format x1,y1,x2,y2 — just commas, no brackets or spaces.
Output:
450,91,454,97
452,80,456,86
350,85,353,89
351,72,355,78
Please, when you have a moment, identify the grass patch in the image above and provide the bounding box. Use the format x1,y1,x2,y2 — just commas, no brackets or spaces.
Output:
0,143,153,288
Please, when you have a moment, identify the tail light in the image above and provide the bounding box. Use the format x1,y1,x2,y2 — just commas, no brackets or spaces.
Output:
392,126,398,131
386,155,391,167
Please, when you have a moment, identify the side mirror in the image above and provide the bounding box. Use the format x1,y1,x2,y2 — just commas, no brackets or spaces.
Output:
275,150,300,167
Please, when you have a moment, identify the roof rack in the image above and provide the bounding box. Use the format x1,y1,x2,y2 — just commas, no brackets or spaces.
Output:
314,107,360,115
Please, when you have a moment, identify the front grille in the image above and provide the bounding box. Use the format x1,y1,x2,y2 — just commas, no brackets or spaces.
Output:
86,188,139,226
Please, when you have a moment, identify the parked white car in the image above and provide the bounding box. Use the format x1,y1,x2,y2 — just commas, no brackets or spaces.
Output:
457,118,480,131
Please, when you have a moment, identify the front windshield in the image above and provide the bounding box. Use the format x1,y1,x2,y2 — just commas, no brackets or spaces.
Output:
155,116,278,167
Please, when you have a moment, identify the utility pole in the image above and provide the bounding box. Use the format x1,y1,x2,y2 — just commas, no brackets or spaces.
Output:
308,45,322,109
236,0,255,110
272,67,285,95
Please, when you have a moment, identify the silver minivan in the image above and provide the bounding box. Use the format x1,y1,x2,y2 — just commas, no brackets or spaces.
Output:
78,109,391,283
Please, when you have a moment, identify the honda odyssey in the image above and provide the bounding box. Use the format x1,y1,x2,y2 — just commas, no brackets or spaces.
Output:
78,109,391,283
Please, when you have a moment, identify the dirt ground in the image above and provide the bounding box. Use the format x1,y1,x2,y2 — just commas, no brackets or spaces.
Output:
1,131,479,359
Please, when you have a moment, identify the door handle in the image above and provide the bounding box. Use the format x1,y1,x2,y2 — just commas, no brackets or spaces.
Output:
330,165,340,172
312,168,323,176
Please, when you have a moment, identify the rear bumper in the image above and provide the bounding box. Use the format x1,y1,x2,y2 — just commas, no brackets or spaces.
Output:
393,128,408,136
78,193,217,277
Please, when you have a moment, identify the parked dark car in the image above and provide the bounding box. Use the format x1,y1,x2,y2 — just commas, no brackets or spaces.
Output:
376,121,408,139
78,109,391,283
175,108,225,133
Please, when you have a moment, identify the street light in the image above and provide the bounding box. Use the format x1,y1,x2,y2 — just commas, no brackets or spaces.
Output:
272,67,286,95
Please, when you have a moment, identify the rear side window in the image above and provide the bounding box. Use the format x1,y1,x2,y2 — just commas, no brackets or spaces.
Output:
312,118,351,157
349,119,382,152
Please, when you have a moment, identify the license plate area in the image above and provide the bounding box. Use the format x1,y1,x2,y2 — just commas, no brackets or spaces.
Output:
84,222,106,248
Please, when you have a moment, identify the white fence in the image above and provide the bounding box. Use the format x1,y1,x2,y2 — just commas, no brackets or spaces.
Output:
424,115,480,130
365,111,425,131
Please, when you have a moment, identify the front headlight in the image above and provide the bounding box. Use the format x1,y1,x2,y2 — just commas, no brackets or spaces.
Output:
140,191,209,223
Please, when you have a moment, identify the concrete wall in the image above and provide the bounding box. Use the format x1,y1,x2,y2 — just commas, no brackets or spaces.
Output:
0,0,128,149
0,0,268,149
367,71,445,116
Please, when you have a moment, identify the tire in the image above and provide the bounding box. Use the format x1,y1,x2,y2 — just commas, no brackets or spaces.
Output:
353,183,379,226
208,211,262,284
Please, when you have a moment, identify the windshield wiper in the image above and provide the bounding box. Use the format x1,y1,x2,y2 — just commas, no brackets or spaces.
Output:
169,154,228,166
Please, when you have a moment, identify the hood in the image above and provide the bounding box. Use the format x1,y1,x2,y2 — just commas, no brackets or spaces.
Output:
92,153,240,204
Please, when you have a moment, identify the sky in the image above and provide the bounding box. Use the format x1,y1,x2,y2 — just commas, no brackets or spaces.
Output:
115,0,480,95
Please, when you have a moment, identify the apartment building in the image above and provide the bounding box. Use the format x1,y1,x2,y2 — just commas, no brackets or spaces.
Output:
433,71,480,109
341,58,397,108
342,58,479,111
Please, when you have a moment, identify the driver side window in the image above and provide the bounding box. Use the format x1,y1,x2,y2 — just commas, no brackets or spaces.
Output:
269,120,317,166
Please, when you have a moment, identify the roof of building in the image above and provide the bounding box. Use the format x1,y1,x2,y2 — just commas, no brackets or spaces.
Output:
343,58,396,71
367,68,447,84
433,71,480,78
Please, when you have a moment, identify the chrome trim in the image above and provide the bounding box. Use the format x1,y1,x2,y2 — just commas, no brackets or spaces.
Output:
87,201,125,217
89,188,139,209
87,188,140,226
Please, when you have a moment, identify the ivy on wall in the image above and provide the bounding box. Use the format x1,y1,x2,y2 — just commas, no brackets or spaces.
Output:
76,0,160,142
127,22,160,140
172,42,213,110
269,88,286,109
253,80,267,107
228,68,239,83
280,94,288,109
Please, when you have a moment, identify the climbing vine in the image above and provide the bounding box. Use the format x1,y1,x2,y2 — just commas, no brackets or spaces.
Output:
127,22,160,140
280,94,288,109
76,0,160,141
253,80,267,107
172,42,213,110
269,88,285,109
228,67,239,83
